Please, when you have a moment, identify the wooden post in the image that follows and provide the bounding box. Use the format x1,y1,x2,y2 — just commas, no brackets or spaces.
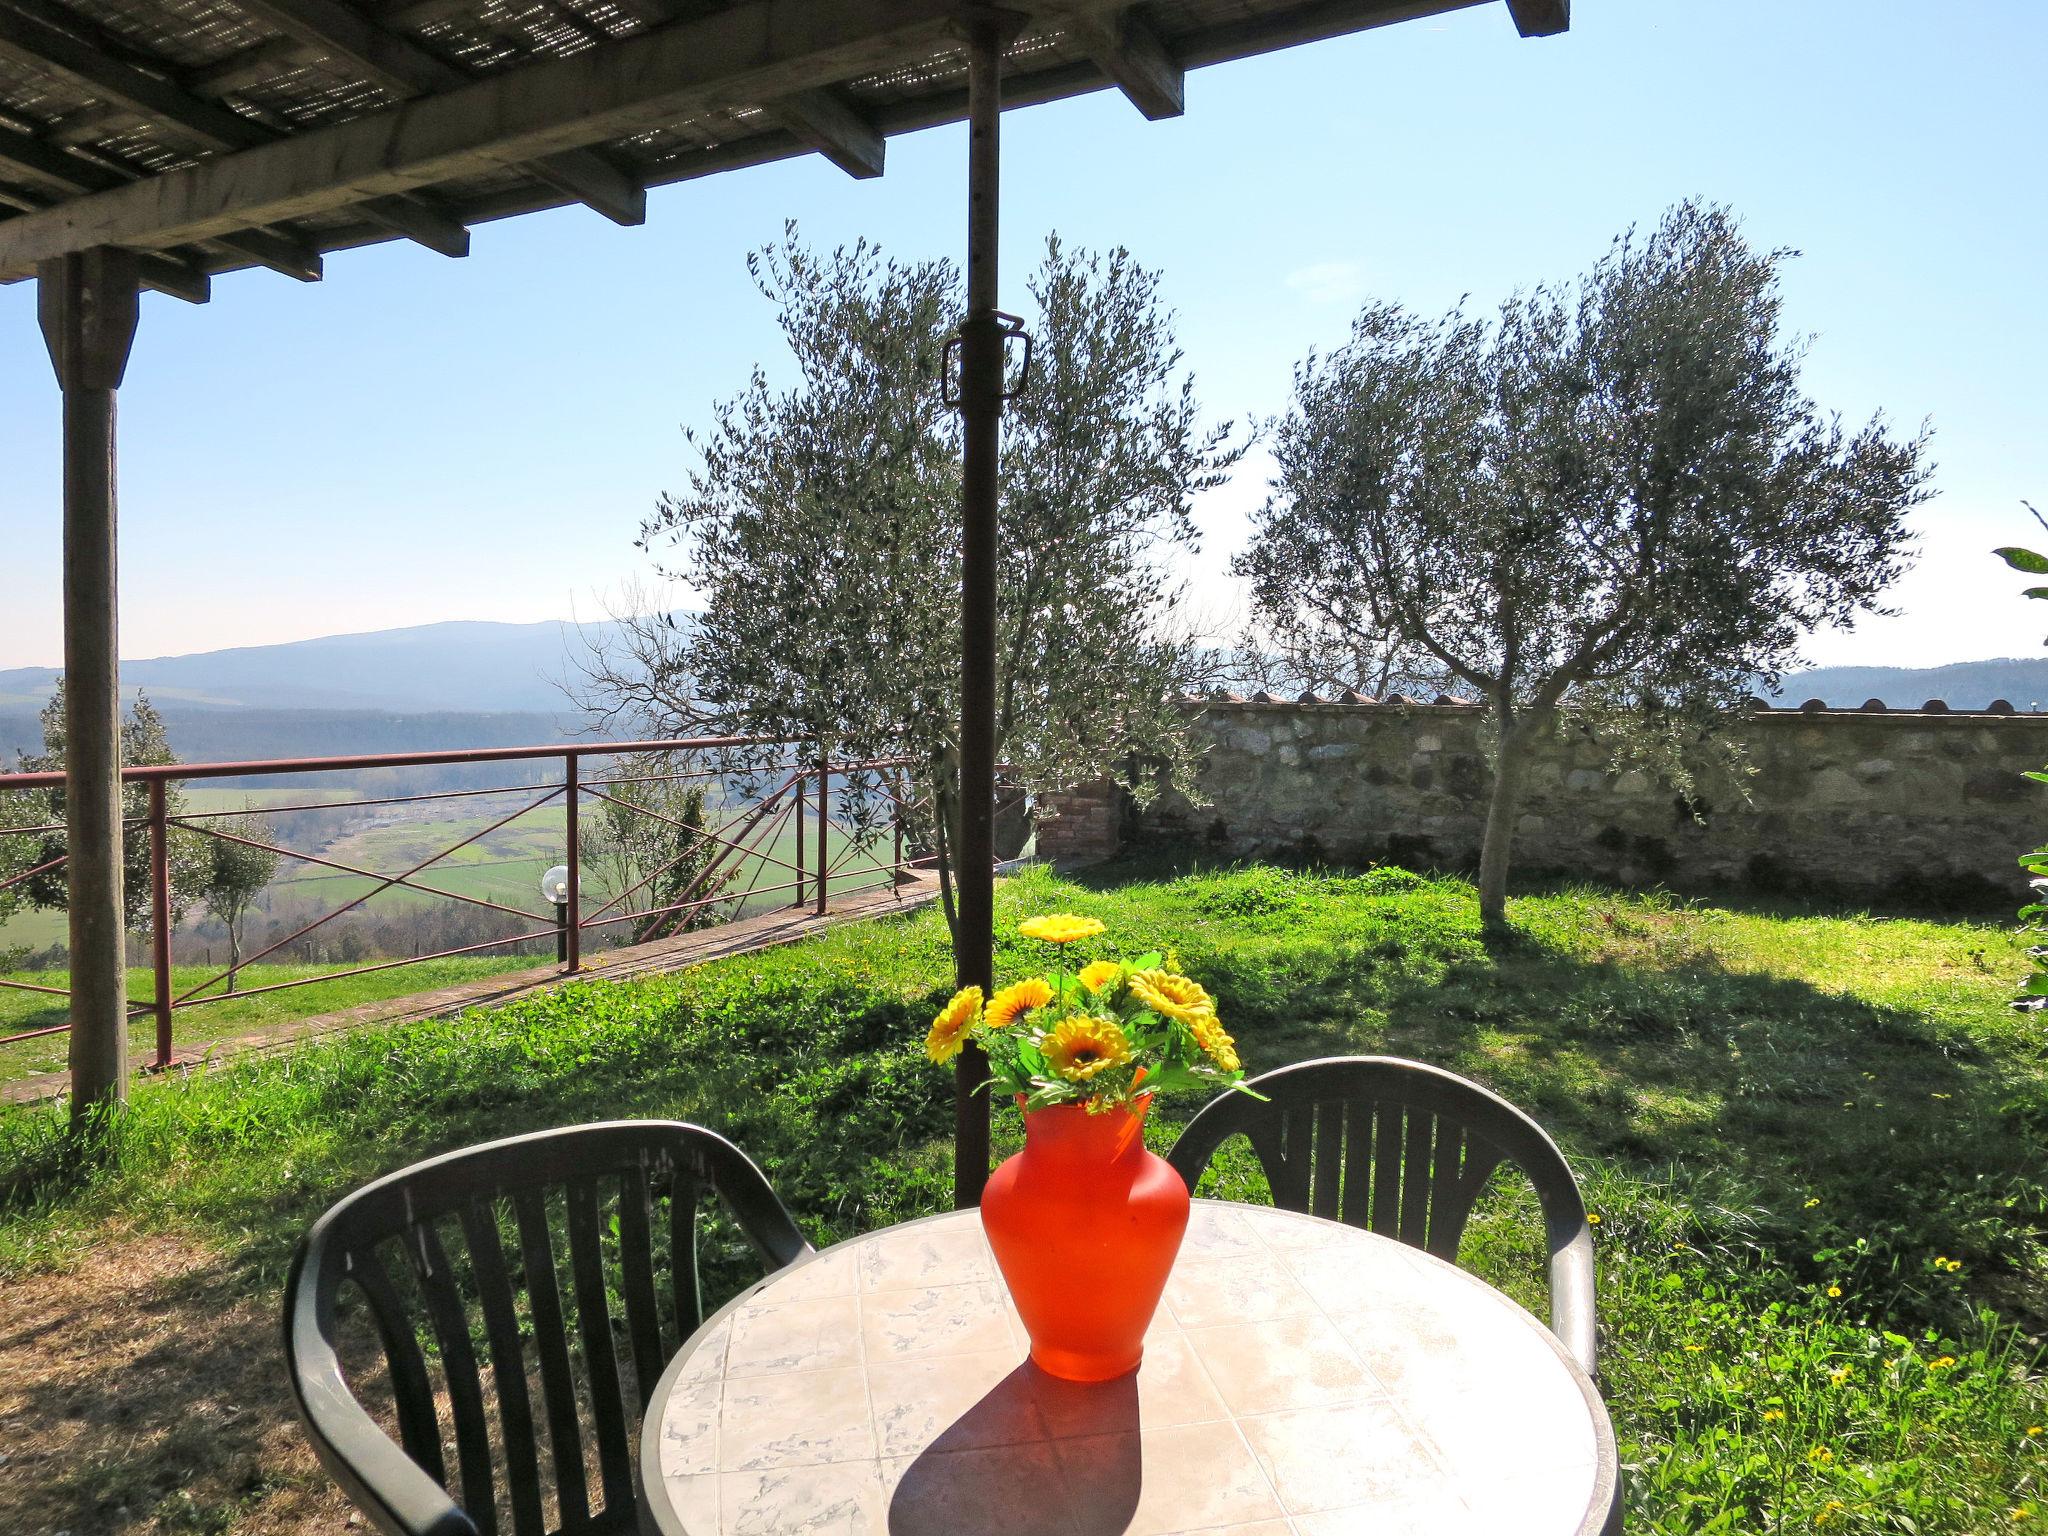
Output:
952,11,1019,1209
38,246,141,1126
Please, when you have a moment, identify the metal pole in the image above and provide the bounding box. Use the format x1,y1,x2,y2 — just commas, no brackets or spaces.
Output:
815,748,830,917
793,768,807,907
38,248,140,1127
564,753,581,973
952,11,1016,1208
148,777,172,1070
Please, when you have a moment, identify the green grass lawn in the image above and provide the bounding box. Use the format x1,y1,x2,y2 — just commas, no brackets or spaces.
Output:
1,859,2042,1533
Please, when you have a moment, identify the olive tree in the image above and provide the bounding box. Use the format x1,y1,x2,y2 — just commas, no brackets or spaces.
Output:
15,684,208,936
1237,201,1932,924
198,813,278,991
584,229,1240,940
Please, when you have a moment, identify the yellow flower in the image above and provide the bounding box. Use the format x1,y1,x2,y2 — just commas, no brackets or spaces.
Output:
1041,1015,1134,1083
1683,1343,1704,1353
985,977,1054,1030
2028,1425,2043,1437
1829,1365,1852,1387
1942,1258,1963,1273
1804,1198,1822,1209
2012,1509,2034,1523
1018,913,1106,944
1816,1501,1845,1528
1930,1355,1957,1371
1189,1013,1241,1074
1762,1408,1786,1422
924,986,982,1064
1827,1285,1842,1298
1077,960,1121,994
1808,1446,1834,1465
1588,1213,1602,1226
1127,968,1216,1027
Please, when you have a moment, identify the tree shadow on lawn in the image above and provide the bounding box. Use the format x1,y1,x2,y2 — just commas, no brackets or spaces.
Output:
1067,854,2047,1340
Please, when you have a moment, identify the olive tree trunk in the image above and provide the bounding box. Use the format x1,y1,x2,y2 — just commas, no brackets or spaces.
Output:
1477,713,1540,926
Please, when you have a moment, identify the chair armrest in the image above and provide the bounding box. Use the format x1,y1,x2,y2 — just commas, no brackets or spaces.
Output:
1546,1219,1599,1380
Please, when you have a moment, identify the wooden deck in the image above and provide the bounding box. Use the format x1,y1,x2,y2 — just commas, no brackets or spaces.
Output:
2,872,940,1107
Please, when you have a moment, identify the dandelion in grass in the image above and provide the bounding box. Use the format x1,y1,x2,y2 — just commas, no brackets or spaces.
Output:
1018,913,1106,944
1827,1285,1842,1298
1762,1408,1786,1422
2028,1425,2043,1437
1808,1446,1835,1466
2011,1509,2034,1524
1684,1343,1704,1353
1930,1355,1957,1370
1815,1501,1845,1528
1830,1365,1852,1387
1804,1197,1822,1209
1588,1213,1602,1226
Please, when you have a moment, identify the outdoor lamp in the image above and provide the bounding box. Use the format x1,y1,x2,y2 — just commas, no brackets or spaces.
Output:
541,864,571,962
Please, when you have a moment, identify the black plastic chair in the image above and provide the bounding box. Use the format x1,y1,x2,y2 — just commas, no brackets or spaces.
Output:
1168,1056,1598,1376
282,1120,812,1536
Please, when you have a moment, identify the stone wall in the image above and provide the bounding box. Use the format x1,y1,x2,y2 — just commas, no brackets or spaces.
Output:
1072,698,2048,903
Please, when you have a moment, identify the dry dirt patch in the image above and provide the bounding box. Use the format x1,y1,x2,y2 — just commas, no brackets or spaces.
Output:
0,1232,355,1535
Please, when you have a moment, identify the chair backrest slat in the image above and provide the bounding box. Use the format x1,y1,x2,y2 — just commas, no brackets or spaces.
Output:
458,1199,548,1536
669,1159,703,1335
1370,1100,1402,1235
1338,1101,1373,1227
348,1242,448,1486
286,1123,813,1536
1310,1101,1344,1220
510,1185,591,1533
617,1160,668,1408
412,1222,499,1535
1399,1106,1434,1248
1425,1122,1466,1261
564,1178,635,1517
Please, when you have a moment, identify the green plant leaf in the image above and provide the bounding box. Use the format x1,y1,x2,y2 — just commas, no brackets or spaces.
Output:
1995,546,2048,574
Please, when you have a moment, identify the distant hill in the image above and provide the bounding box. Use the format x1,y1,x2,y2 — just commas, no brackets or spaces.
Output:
0,618,624,715
1771,657,2048,711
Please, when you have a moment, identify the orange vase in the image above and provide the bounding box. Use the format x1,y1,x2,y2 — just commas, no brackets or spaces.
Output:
980,1092,1191,1382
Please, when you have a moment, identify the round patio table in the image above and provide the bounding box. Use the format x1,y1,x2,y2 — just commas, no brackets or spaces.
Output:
638,1199,1619,1536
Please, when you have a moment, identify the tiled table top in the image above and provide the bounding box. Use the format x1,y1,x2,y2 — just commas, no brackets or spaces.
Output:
639,1200,1617,1536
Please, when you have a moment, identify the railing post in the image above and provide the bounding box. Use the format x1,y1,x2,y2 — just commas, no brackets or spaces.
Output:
564,753,581,974
793,767,807,909
148,776,172,1071
815,748,829,916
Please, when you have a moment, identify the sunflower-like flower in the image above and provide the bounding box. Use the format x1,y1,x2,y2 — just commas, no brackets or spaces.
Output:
985,977,1054,1030
1040,1015,1134,1083
925,986,983,1064
1127,968,1215,1028
1190,1013,1241,1074
1077,960,1121,994
1018,913,1106,945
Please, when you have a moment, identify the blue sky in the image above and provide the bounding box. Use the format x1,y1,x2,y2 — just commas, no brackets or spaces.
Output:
1,0,2041,672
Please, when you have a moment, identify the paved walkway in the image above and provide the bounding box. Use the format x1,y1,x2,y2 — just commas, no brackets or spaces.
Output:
3,873,940,1106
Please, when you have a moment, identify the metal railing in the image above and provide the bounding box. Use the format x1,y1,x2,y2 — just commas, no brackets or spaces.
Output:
0,736,962,1070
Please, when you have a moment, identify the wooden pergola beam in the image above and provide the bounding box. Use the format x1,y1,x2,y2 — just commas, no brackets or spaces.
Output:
231,0,650,225
1505,0,1567,37
767,89,886,179
0,0,968,275
1064,8,1184,120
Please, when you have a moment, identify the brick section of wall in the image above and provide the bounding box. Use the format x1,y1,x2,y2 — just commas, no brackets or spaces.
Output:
1123,700,2048,903
1035,779,1124,868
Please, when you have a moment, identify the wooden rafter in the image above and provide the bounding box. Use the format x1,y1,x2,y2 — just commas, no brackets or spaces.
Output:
767,88,886,179
0,0,469,258
1062,7,1184,120
1505,0,1566,37
230,0,650,223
